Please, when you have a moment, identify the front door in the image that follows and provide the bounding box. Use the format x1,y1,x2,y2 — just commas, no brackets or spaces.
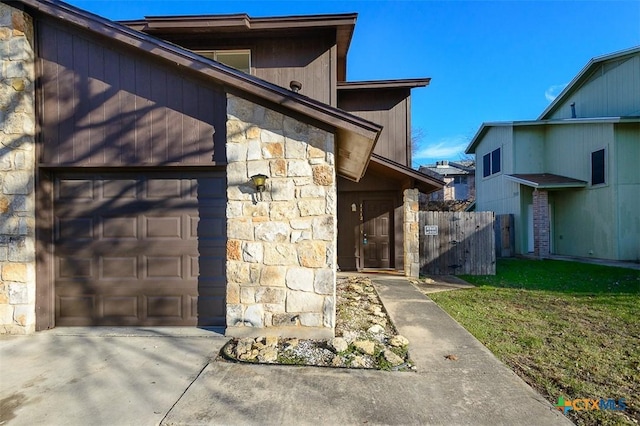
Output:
362,199,393,268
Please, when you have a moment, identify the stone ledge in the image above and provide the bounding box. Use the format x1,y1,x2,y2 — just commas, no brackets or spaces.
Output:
225,325,334,340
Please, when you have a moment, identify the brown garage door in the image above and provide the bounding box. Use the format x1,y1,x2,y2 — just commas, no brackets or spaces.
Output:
54,172,226,327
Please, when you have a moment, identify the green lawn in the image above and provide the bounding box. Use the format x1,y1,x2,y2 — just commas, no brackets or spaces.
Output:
429,258,640,426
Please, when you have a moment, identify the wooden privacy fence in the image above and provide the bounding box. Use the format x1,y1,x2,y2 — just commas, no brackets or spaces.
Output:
419,211,496,275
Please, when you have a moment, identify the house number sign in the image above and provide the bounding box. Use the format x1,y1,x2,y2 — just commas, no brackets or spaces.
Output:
424,225,438,236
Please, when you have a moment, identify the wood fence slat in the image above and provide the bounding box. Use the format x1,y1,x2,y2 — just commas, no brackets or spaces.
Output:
419,211,496,275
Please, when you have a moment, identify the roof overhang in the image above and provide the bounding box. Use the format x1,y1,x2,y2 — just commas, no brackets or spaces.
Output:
465,116,640,154
11,0,379,181
337,78,431,91
505,174,587,190
120,13,357,67
369,154,444,194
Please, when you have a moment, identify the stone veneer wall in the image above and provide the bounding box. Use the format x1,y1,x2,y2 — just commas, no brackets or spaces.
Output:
225,95,337,339
403,189,419,277
0,4,36,334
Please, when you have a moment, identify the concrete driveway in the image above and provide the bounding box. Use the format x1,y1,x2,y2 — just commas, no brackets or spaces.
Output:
0,275,572,426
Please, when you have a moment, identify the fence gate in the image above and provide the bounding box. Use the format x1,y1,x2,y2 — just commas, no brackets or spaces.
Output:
419,211,495,275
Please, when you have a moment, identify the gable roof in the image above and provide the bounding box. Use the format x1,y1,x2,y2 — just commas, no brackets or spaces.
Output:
538,46,640,120
12,0,380,181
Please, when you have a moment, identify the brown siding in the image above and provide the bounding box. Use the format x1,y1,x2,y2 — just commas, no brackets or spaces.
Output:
253,36,334,106
142,33,336,106
38,21,226,167
338,88,411,166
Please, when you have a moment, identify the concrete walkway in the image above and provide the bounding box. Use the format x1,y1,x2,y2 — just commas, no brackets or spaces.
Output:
0,276,572,426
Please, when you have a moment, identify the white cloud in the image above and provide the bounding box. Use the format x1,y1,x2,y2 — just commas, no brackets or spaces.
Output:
413,136,470,164
545,83,568,102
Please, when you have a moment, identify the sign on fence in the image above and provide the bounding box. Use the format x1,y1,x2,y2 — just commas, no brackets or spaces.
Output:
419,211,496,275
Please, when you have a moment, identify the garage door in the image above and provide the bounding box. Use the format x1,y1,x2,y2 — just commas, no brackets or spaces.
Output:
53,172,226,326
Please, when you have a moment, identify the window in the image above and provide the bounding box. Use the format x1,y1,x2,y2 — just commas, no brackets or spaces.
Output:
483,148,501,178
196,50,251,74
453,176,467,184
591,148,605,185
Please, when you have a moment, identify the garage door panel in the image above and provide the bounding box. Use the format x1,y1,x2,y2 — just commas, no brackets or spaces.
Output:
145,216,182,238
57,217,94,240
54,172,226,327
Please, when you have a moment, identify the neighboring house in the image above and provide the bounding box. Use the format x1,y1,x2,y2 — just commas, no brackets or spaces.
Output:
419,160,475,201
466,47,640,261
0,0,442,335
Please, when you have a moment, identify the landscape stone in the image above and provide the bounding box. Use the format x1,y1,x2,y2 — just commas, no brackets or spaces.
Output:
329,337,349,353
353,340,376,356
389,335,410,347
383,349,405,367
367,324,385,334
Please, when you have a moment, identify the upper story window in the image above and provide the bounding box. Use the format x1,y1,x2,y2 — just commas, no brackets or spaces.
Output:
482,148,501,178
453,176,467,185
196,50,251,74
591,148,606,185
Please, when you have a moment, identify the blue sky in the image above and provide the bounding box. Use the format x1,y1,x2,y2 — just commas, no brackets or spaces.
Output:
65,0,640,167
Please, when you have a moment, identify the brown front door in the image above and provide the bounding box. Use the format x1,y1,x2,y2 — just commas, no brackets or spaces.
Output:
362,199,393,268
53,172,226,326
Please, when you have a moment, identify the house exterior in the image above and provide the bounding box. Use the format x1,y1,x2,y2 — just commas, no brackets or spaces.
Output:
466,47,640,261
419,160,475,202
0,0,441,335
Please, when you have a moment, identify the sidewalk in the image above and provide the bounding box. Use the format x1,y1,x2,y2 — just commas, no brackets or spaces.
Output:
0,276,572,425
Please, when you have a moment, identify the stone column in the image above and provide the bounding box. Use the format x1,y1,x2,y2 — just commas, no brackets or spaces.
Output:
0,4,36,334
225,95,337,339
533,189,550,258
403,188,420,277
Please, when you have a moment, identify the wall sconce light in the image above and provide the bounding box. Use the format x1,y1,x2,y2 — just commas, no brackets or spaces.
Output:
250,174,268,201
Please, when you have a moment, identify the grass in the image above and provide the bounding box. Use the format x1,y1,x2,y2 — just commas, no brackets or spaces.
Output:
428,258,639,426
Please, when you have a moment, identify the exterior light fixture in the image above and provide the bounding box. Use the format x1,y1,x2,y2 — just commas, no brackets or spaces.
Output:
289,80,302,93
250,174,268,201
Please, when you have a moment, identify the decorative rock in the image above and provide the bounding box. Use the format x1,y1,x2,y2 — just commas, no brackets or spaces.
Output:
389,335,410,347
383,349,405,367
329,337,349,353
258,347,278,363
353,340,376,356
367,324,385,334
284,338,299,349
351,356,367,368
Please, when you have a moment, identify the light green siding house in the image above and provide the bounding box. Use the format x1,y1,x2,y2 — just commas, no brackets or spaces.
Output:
466,47,640,262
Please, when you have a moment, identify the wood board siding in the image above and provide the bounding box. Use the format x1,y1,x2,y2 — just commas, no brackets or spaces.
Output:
139,33,336,106
252,36,334,106
38,21,227,167
547,55,640,120
338,88,411,166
